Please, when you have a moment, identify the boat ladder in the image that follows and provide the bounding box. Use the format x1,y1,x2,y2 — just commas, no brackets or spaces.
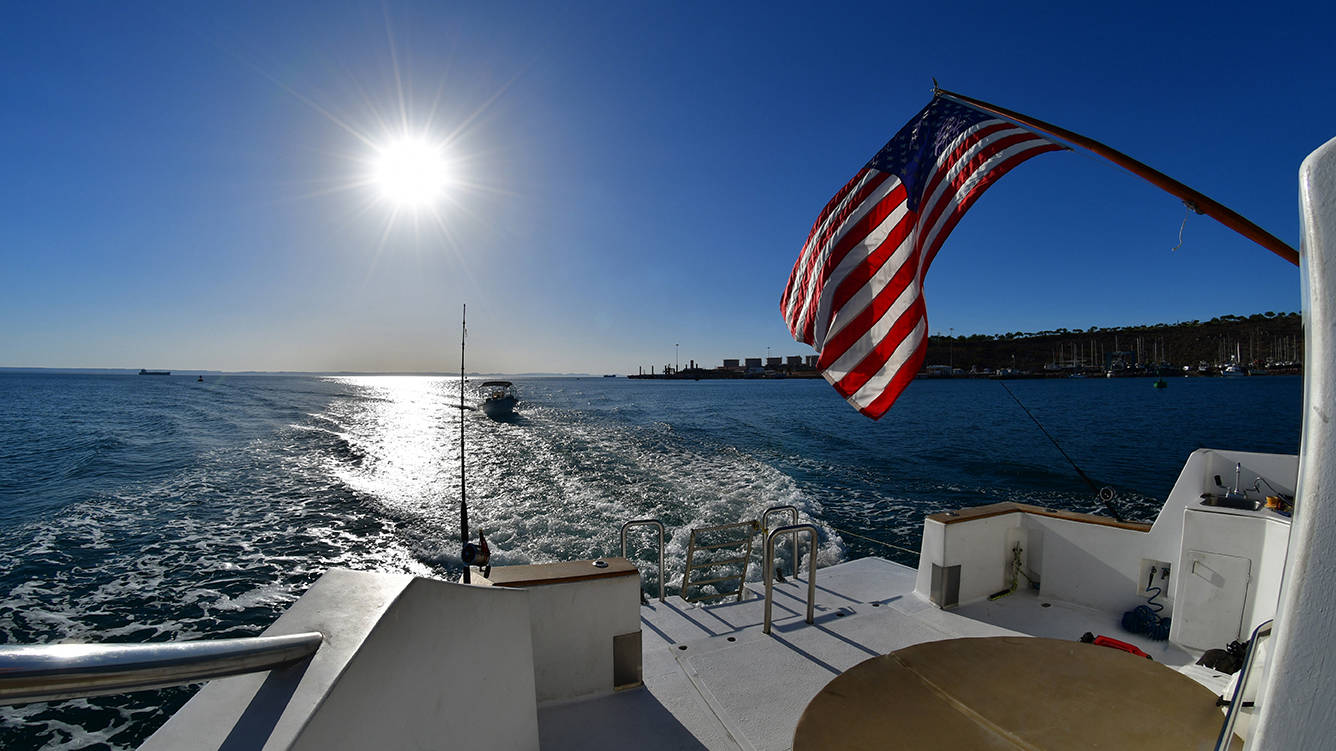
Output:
683,520,759,602
620,506,813,608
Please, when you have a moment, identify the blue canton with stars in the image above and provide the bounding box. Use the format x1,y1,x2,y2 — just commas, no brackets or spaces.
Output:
866,97,996,213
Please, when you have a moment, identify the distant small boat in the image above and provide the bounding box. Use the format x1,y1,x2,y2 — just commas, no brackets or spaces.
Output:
1153,378,1167,389
197,376,204,382
479,381,518,419
138,369,170,376
603,374,617,378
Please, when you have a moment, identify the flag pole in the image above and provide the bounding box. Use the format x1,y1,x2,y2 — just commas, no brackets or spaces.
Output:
934,87,1300,267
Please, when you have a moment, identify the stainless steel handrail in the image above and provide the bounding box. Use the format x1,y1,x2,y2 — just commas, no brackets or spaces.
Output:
763,524,817,635
1215,619,1274,750
762,505,799,577
0,631,323,705
621,518,665,602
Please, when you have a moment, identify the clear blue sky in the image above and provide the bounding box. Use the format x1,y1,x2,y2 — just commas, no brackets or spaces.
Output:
1,1,1328,374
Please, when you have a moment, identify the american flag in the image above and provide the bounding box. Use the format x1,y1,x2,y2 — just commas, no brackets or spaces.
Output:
781,96,1063,418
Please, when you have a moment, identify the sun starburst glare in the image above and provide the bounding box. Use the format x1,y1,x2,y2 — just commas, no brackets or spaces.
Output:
371,135,453,209
247,18,517,256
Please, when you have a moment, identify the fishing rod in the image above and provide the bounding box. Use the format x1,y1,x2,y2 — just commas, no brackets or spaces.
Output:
460,304,470,584
456,304,491,583
996,380,1125,522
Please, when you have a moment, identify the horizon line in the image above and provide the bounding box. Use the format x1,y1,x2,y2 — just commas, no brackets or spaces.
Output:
0,367,606,378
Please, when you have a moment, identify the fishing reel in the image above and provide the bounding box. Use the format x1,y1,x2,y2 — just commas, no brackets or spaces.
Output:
1095,486,1127,523
462,530,491,578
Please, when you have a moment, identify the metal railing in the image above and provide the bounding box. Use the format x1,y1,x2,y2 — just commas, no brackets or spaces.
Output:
762,505,799,578
763,524,817,635
0,631,323,705
621,518,665,602
1215,619,1273,751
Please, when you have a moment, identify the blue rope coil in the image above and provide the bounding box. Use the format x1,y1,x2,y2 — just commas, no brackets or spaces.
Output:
1122,604,1172,641
1123,571,1172,641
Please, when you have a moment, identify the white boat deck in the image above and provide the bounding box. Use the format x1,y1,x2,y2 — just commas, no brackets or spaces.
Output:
539,556,1232,751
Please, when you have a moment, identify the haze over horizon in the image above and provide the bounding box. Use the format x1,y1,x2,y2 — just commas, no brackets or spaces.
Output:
0,307,1301,378
3,2,1326,375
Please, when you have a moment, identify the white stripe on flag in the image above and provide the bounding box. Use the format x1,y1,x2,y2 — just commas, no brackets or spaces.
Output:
818,219,916,352
791,172,900,338
849,317,928,409
823,273,922,379
917,138,1055,256
811,198,912,349
784,169,881,324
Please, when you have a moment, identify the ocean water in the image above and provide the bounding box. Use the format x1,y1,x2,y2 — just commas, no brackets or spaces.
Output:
0,372,1302,749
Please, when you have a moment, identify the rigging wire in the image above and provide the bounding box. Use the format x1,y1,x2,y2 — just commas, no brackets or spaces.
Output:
996,380,1125,522
1170,201,1200,252
826,525,920,558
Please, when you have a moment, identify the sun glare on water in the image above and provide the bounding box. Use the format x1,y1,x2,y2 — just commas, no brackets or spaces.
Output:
371,136,454,209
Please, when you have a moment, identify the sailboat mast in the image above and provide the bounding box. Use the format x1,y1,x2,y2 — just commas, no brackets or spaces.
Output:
460,303,470,584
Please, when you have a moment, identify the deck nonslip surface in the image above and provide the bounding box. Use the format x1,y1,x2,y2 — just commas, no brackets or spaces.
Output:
539,557,1235,751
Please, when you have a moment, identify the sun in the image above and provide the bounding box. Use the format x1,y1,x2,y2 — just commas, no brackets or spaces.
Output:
371,135,453,209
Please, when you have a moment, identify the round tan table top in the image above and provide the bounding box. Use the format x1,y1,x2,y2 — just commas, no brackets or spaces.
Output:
793,636,1236,751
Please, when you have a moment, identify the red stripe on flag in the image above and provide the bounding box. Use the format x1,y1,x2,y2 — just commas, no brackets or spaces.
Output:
917,132,1047,244
816,223,918,369
784,170,887,330
825,206,914,325
830,293,926,398
921,142,1065,268
857,335,928,419
798,183,909,344
916,122,1022,204
789,173,892,336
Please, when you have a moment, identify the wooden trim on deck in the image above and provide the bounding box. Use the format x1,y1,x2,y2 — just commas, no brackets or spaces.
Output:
927,502,1151,532
480,557,640,588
